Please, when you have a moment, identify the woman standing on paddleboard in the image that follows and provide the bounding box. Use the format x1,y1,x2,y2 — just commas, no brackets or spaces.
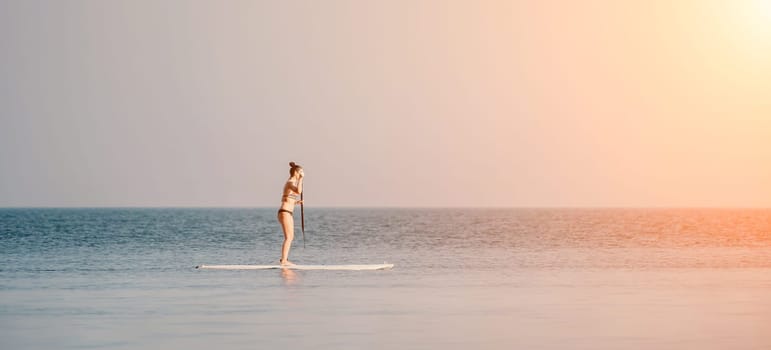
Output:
277,162,303,265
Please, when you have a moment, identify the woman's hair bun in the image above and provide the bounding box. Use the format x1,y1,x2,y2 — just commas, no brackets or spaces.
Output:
289,162,296,168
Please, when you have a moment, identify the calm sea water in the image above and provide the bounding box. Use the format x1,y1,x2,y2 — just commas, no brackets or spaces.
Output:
1,208,770,350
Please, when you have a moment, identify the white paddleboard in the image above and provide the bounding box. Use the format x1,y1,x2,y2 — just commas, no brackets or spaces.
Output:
195,264,394,271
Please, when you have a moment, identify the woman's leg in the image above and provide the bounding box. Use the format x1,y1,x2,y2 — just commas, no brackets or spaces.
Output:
278,212,294,264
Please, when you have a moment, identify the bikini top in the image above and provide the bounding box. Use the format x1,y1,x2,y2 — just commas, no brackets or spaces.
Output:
282,180,300,201
282,193,300,201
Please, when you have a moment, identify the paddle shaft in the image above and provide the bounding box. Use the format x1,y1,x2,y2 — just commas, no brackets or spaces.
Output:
300,191,305,248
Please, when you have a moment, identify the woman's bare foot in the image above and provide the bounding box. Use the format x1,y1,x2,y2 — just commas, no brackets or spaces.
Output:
279,259,295,266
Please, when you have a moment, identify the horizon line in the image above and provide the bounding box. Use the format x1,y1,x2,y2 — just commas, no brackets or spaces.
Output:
1,206,770,210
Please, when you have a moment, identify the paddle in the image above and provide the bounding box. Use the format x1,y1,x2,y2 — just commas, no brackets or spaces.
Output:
300,190,305,248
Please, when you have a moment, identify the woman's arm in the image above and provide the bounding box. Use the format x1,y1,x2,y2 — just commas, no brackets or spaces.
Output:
287,177,303,195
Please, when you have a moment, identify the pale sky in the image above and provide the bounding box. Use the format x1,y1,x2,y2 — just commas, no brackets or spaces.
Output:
1,0,770,207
